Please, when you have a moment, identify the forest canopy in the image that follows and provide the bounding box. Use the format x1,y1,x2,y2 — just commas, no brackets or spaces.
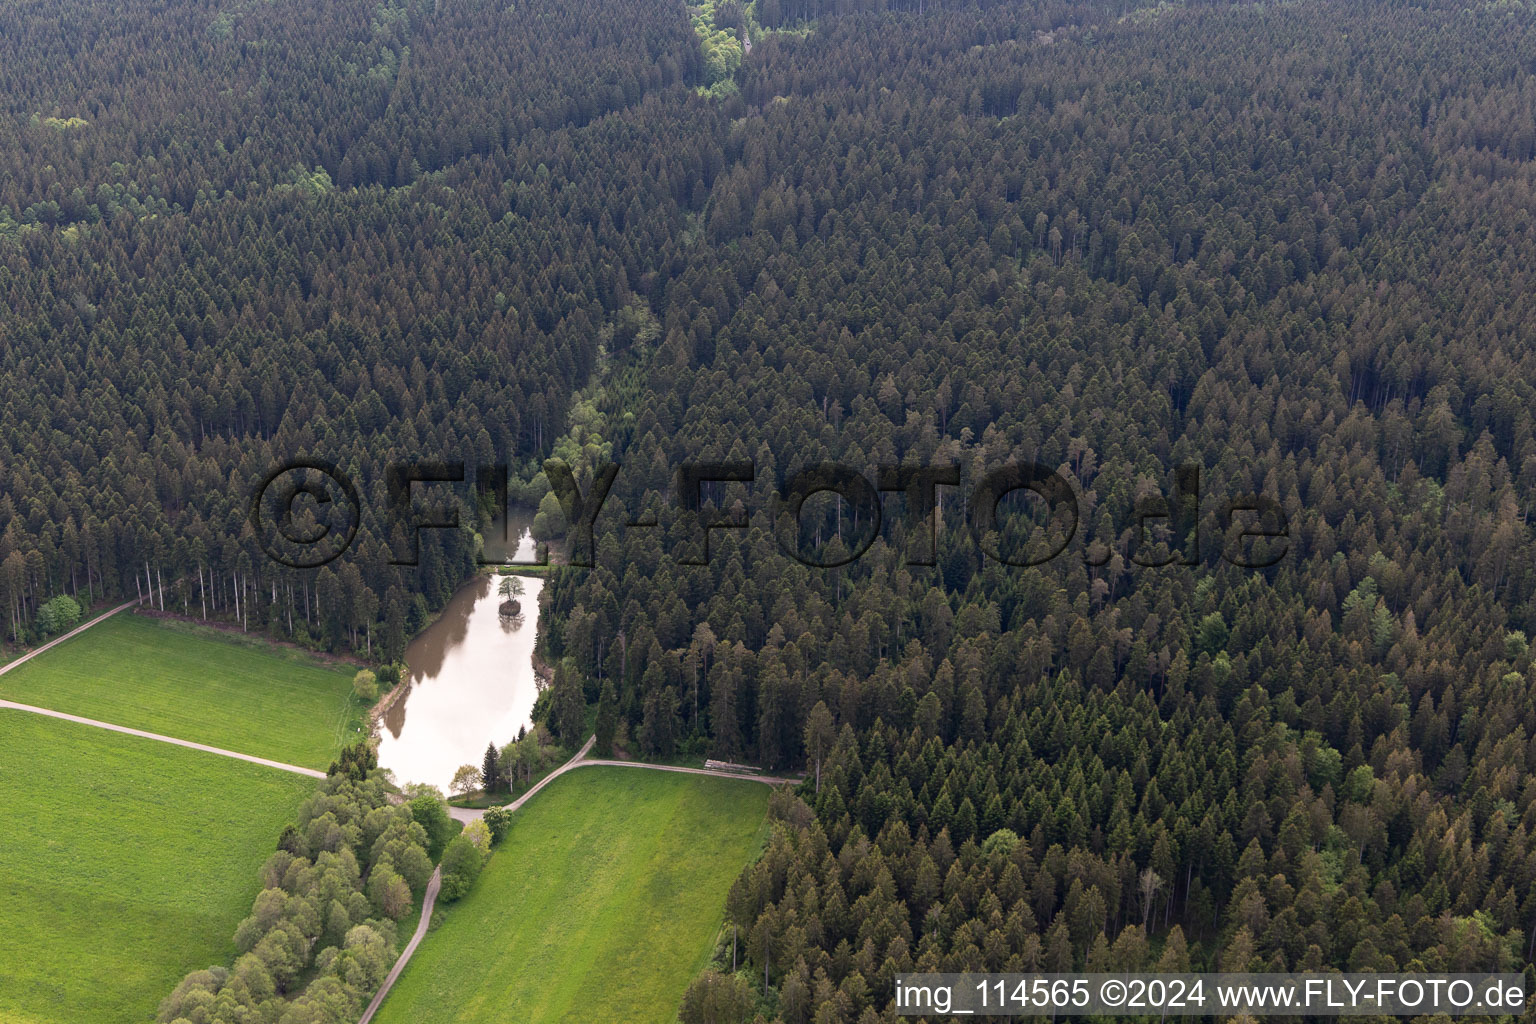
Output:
4,0,1536,1019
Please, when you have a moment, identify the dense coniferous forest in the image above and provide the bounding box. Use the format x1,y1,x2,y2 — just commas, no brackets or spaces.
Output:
7,0,1536,1019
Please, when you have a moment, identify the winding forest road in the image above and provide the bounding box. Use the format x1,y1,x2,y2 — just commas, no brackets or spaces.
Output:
445,741,797,823
2,595,798,1024
358,865,442,1024
368,738,797,1023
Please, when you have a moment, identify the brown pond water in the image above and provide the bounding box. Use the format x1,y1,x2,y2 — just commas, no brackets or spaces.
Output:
377,521,546,792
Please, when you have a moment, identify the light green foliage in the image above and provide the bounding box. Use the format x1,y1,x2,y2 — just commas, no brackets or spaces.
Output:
0,711,313,1024
482,806,513,845
688,1,744,87
1344,764,1377,803
157,762,422,1023
409,792,455,861
980,827,1020,858
1120,0,1187,25
1299,730,1343,788
372,768,770,1024
0,614,361,769
438,833,484,902
450,763,481,797
550,398,614,477
282,164,335,198
613,300,661,350
462,818,492,855
353,669,379,701
531,489,566,541
497,723,562,789
31,113,89,130
35,595,81,635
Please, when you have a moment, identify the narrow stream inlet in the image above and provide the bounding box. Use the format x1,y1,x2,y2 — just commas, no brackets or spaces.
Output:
377,524,545,792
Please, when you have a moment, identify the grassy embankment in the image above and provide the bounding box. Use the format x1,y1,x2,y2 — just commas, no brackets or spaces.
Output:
374,767,771,1024
0,613,364,769
0,711,315,1024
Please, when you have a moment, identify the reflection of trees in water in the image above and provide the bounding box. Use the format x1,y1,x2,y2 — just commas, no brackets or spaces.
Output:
379,565,545,790
381,676,414,739
402,574,486,682
482,513,538,564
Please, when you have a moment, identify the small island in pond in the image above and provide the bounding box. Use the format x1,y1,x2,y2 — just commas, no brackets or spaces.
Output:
498,576,524,618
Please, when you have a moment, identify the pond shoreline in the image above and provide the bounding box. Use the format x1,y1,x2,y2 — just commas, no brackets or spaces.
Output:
376,524,550,791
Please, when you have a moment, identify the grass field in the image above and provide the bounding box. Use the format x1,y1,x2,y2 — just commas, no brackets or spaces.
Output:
374,767,772,1024
0,613,363,768
0,710,315,1024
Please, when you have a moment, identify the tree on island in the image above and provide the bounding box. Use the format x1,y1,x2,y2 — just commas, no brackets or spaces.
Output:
498,575,524,616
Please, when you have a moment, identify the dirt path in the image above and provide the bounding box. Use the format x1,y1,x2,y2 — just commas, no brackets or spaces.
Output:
366,738,795,1022
0,698,326,778
358,864,442,1024
444,741,796,824
0,592,326,779
3,597,796,1024
0,596,138,679
446,734,597,823
578,758,798,787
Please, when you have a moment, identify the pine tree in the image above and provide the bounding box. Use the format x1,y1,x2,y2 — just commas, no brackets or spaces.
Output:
595,677,618,756
482,742,501,794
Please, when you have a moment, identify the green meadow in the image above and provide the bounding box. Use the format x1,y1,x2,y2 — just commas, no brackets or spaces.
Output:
0,614,362,769
373,767,771,1024
0,710,314,1024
